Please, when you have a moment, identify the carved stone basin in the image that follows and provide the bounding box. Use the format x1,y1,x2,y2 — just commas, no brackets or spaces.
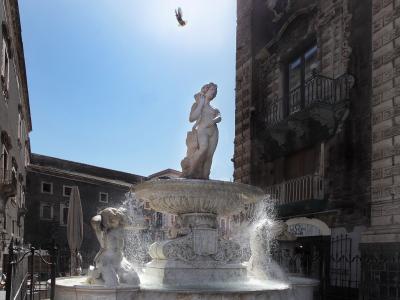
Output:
133,179,265,216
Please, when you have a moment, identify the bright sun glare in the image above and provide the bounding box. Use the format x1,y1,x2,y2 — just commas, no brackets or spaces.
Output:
111,0,235,49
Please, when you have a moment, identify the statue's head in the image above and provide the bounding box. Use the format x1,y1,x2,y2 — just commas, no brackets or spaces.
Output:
201,82,218,101
99,207,128,230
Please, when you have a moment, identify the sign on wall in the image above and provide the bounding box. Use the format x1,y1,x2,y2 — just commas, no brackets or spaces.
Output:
286,217,331,237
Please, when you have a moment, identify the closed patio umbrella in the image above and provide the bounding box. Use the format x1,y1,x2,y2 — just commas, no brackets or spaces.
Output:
67,186,83,276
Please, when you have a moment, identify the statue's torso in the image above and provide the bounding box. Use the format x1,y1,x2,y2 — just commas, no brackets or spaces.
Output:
197,104,219,131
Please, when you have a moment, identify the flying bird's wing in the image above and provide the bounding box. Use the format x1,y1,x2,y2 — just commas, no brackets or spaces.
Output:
175,7,187,26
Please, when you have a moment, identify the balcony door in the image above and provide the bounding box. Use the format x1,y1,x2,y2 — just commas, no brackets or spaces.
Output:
284,146,317,181
288,45,318,114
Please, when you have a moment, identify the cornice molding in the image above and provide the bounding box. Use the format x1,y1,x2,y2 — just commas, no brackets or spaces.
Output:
27,164,134,189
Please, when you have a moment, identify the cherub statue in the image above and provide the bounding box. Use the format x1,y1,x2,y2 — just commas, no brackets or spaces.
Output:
181,83,221,179
87,207,140,287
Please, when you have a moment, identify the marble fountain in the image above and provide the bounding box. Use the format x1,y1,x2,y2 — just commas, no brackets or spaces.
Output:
54,83,318,299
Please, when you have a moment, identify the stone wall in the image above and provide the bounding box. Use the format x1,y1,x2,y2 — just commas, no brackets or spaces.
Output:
362,0,400,243
233,0,253,184
0,0,31,252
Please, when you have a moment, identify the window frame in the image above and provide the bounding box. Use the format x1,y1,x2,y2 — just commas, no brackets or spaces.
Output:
1,35,9,99
63,185,73,197
12,219,16,235
1,144,8,172
284,42,318,116
17,113,23,142
99,192,108,203
20,189,25,208
18,182,23,207
40,202,54,220
41,181,53,194
59,201,69,226
24,143,30,166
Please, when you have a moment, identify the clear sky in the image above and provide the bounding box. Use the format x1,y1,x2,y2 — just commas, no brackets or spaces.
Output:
19,1,237,180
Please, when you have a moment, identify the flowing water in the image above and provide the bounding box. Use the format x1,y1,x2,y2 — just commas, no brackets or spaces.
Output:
122,191,153,271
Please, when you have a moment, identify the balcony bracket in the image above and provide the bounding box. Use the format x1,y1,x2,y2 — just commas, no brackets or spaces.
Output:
269,126,290,147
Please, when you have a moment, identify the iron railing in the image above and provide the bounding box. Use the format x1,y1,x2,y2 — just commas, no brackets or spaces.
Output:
265,73,354,125
266,96,284,126
265,173,324,205
5,239,57,300
273,233,400,300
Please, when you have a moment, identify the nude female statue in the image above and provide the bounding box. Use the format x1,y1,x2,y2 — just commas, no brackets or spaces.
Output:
181,82,221,179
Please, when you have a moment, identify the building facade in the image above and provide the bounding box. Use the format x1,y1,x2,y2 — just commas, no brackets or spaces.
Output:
0,0,31,267
24,155,182,270
24,154,145,268
235,0,400,298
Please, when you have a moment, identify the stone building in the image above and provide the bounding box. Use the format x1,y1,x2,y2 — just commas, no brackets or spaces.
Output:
24,154,182,269
234,0,400,298
0,0,31,267
24,154,145,267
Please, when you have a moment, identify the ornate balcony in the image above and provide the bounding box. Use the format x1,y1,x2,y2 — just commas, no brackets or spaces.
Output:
265,174,324,206
265,73,354,126
0,169,17,198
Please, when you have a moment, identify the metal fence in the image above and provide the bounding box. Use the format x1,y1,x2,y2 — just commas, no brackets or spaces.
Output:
4,239,56,300
272,234,400,300
2,234,399,300
55,248,93,277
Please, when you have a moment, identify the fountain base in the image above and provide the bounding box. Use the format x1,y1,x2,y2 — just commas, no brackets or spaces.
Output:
55,276,318,300
54,277,139,300
142,259,247,286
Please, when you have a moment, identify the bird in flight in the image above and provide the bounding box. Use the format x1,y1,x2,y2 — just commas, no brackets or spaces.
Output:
175,7,187,26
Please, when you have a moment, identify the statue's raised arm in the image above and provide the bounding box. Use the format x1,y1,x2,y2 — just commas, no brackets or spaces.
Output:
181,82,220,180
87,207,140,288
189,93,205,123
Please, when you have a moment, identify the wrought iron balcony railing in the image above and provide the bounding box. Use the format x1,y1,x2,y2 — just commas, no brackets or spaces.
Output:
0,169,17,197
265,73,354,126
265,173,324,205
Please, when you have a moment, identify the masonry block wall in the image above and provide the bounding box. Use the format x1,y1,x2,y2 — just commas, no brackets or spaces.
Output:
234,0,253,184
234,0,371,230
362,0,400,243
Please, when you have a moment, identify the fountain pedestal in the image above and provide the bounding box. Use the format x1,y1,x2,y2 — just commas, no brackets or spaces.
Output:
135,179,261,288
143,213,246,286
